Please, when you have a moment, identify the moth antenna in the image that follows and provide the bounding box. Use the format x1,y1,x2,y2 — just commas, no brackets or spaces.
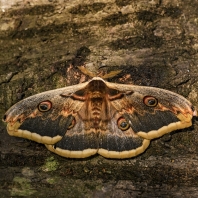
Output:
77,66,96,77
100,70,122,79
78,65,122,79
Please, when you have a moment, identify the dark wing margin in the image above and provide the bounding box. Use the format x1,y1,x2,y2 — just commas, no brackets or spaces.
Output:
97,118,150,159
4,82,89,145
45,114,99,158
105,81,195,139
3,77,196,159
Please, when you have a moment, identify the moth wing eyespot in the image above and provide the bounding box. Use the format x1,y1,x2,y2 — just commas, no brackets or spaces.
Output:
143,96,158,107
38,101,52,112
117,117,130,131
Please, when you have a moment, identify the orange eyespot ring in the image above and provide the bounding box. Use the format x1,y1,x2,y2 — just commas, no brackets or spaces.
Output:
143,96,158,107
117,117,130,131
38,101,52,112
68,117,76,129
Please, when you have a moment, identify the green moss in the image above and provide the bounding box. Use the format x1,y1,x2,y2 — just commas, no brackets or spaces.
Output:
41,156,59,172
46,177,59,184
11,177,37,196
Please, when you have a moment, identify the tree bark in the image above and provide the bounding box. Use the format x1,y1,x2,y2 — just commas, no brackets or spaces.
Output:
0,0,198,197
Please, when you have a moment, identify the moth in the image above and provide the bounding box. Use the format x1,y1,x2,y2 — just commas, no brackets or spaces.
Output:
3,77,196,158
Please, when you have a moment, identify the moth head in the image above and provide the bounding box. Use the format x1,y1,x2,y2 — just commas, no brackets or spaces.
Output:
38,101,52,112
143,96,158,107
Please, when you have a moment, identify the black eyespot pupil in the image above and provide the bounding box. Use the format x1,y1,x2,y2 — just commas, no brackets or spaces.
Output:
38,101,52,112
148,99,156,106
40,104,48,111
120,121,127,128
117,117,130,131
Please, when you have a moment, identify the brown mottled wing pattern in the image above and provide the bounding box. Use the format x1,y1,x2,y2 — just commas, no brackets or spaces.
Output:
3,77,196,159
105,80,195,139
46,90,149,158
4,81,89,145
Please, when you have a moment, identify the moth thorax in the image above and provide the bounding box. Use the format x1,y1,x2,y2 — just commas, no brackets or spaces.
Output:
89,91,103,98
90,98,103,116
89,96,104,126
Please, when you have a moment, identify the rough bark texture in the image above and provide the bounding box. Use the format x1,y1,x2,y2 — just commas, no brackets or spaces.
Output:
0,0,198,197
